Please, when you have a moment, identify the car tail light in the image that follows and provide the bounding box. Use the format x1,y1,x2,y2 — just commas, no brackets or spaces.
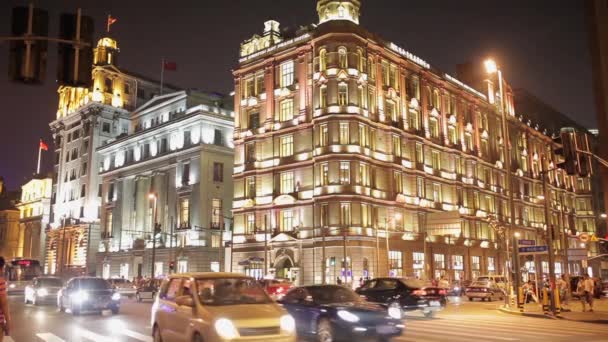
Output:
413,290,427,296
482,288,488,292
439,289,447,295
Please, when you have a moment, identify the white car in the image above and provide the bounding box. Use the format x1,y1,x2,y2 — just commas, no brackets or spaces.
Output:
109,278,137,297
25,277,64,305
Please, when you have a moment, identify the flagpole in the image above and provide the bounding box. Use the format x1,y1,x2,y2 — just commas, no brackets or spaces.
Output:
160,58,165,96
36,144,42,175
107,14,110,33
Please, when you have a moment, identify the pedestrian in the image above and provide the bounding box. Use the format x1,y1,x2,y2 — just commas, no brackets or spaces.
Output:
439,276,449,289
556,274,569,311
336,277,342,285
578,274,595,312
0,257,11,342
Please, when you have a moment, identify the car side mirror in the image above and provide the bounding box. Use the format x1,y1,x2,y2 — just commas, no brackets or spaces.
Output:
176,295,194,307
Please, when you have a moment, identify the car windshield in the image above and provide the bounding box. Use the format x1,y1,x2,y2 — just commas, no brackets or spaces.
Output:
307,286,361,304
39,278,63,287
402,279,430,289
477,277,490,282
470,281,489,287
196,278,272,306
79,278,112,290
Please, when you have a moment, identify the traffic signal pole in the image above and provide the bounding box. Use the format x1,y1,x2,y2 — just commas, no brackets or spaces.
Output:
541,158,558,315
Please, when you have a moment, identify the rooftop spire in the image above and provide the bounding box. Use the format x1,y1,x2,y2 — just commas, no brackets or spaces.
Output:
317,0,361,25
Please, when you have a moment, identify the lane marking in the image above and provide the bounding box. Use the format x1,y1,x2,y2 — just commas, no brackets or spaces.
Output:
74,327,114,342
423,316,608,334
121,329,153,342
4,337,15,342
36,333,66,342
411,320,580,337
407,326,519,341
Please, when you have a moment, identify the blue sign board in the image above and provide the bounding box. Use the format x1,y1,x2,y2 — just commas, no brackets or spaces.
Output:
518,246,548,254
518,240,536,246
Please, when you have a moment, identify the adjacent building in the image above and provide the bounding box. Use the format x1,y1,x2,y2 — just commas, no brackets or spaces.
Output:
47,35,177,276
95,89,234,279
0,177,21,260
231,0,597,285
16,175,52,264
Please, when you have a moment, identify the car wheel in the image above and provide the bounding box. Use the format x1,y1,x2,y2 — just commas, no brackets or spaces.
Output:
192,333,203,342
111,306,120,315
317,318,333,342
153,325,163,342
488,295,493,302
468,297,473,301
423,311,435,318
24,295,30,304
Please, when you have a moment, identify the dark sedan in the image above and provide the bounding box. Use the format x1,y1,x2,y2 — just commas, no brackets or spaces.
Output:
280,285,404,341
57,277,121,315
356,278,446,318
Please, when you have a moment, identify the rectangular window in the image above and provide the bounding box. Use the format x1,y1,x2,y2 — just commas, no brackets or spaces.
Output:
182,163,190,186
248,112,260,130
281,172,294,194
321,204,329,227
413,252,425,270
487,257,495,272
448,126,457,145
359,163,370,186
431,150,440,169
281,210,293,231
433,183,441,203
361,203,370,227
320,124,328,147
321,163,329,186
105,211,113,236
392,135,401,157
359,124,369,148
280,61,295,87
339,122,349,145
417,177,425,197
338,84,348,106
280,135,294,157
465,133,473,151
320,86,327,108
389,251,403,277
102,122,111,133
212,199,222,229
245,177,256,198
213,162,224,182
394,172,403,194
246,213,255,233
429,117,439,138
245,142,256,163
340,162,350,185
434,254,445,269
340,203,351,226
452,255,464,270
179,198,190,228
359,86,367,109
210,261,220,272
416,143,424,163
280,99,294,122
80,184,86,198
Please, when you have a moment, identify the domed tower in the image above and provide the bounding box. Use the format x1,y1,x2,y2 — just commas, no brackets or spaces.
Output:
317,0,361,25
93,37,119,66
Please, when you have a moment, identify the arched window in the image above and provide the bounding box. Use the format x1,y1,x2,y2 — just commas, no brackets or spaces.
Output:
319,49,327,71
338,47,348,69
433,89,441,109
357,49,364,71
338,5,346,17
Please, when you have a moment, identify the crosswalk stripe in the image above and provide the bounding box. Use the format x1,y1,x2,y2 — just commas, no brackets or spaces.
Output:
412,320,580,337
4,337,15,342
398,331,472,342
424,316,608,334
406,326,519,341
74,327,114,342
36,333,66,342
122,329,153,342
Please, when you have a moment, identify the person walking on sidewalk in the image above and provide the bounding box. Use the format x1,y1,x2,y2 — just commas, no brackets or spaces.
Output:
556,274,570,311
578,274,595,312
0,257,12,342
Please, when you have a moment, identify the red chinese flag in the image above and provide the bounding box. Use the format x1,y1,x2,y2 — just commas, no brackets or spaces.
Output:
108,15,117,27
163,61,177,71
39,139,48,151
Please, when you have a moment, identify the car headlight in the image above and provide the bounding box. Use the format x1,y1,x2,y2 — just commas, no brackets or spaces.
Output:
280,314,296,334
214,318,239,340
37,288,49,297
72,290,89,302
112,292,121,301
9,284,16,289
337,310,360,323
388,304,402,319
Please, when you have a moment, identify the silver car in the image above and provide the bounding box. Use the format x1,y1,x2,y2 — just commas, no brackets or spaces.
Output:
24,277,63,305
465,281,505,302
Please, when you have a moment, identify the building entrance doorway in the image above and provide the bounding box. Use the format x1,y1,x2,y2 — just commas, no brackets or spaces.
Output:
274,256,294,281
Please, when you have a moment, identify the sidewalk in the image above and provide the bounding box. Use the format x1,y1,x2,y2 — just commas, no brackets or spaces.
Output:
499,297,608,323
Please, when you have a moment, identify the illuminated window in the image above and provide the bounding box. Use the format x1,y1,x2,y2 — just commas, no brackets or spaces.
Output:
394,172,403,194
320,86,327,108
281,172,294,194
429,117,439,138
409,110,420,130
358,86,367,109
281,210,293,231
413,252,425,270
359,124,369,148
481,139,489,157
408,76,420,100
179,198,190,228
339,122,349,144
245,177,256,198
433,89,441,109
392,135,401,157
338,47,347,68
386,100,397,122
248,111,260,130
359,163,370,186
361,203,371,227
433,183,442,203
105,211,113,236
320,124,328,146
246,213,255,233
417,177,425,197
431,150,440,169
521,155,528,172
321,204,329,227
245,142,256,163
340,162,350,185
465,132,473,151
434,254,445,269
389,251,403,277
245,77,255,98
357,49,365,71
381,60,389,86
488,257,495,272
281,60,294,87
340,203,351,226
280,135,293,157
448,126,457,145
415,143,424,163
213,162,224,182
212,199,222,229
321,163,329,185
319,49,327,71
338,84,348,106
280,99,294,121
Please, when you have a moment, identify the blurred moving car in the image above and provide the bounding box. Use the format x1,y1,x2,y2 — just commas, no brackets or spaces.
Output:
109,278,137,298
57,277,121,315
279,285,404,341
260,278,294,300
24,276,63,305
465,281,504,302
476,275,507,291
355,278,446,318
447,280,465,296
136,278,162,302
151,272,296,342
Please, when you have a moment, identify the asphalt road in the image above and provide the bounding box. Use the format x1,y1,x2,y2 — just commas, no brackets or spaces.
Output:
5,295,608,341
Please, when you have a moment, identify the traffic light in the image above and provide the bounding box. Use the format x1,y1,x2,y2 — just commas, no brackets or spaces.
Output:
57,12,94,87
575,132,593,177
9,6,49,83
553,128,578,175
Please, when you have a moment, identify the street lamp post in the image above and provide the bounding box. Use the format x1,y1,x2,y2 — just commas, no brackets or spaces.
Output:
540,160,558,315
149,193,158,278
485,59,521,305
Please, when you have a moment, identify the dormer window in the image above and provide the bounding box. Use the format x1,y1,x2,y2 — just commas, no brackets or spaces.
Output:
338,5,345,17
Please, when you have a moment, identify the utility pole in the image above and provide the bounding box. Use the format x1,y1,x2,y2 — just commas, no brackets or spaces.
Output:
149,193,158,278
541,159,558,315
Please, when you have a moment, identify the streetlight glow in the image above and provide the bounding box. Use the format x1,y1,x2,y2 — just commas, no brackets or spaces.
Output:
148,193,156,200
514,232,521,238
601,213,607,219
537,195,545,200
484,59,498,74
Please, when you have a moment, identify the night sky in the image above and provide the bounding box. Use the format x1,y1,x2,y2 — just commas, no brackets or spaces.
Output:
0,0,595,189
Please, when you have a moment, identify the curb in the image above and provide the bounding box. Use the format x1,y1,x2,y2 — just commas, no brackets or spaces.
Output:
498,306,608,324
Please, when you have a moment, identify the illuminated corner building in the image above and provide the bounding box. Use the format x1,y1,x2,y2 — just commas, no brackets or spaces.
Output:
231,0,597,285
15,175,52,269
48,35,179,276
0,177,21,260
95,90,234,279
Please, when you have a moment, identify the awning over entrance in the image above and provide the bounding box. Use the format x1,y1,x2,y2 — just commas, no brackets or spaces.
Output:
425,211,462,237
238,256,265,266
